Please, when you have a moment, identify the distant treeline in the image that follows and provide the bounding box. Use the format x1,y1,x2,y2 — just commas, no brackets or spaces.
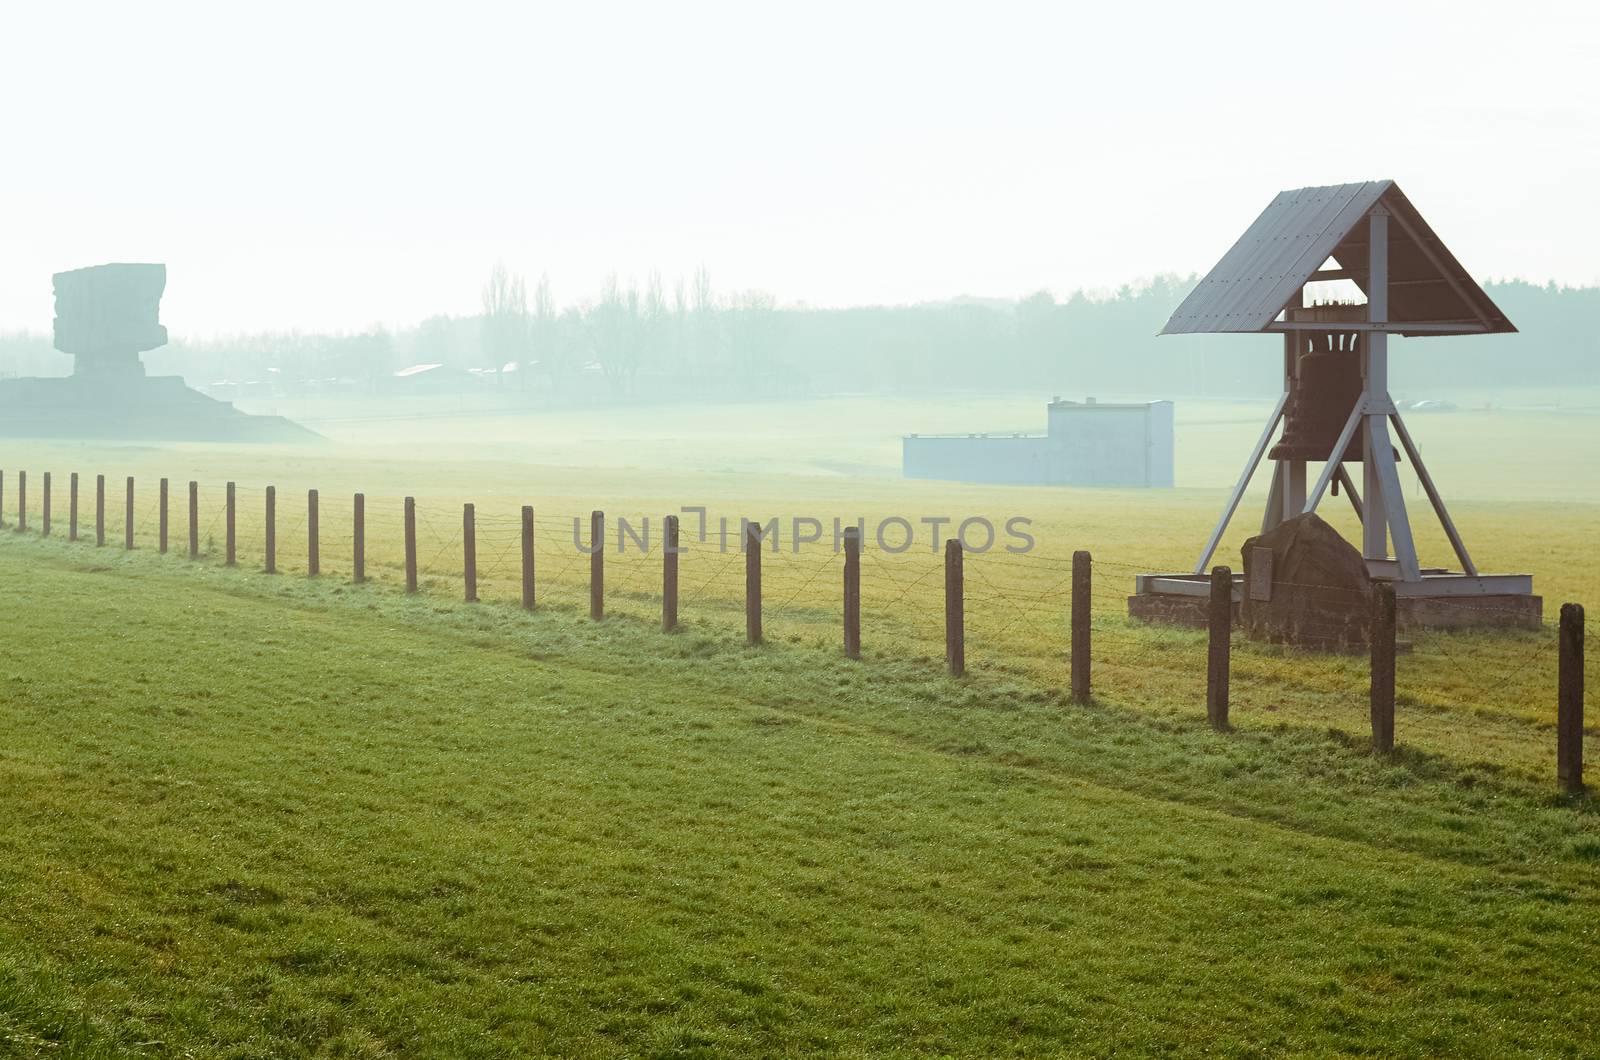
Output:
2,274,1594,400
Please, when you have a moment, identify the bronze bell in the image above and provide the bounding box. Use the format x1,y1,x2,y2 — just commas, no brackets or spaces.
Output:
1270,307,1365,463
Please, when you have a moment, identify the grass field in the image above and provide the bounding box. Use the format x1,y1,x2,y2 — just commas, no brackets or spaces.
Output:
1,393,1594,784
2,538,1598,1057
1,392,1597,1055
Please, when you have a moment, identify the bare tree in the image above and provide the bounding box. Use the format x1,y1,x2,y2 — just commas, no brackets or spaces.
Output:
528,273,558,393
334,325,396,385
642,271,668,381
481,262,528,383
727,290,783,380
689,264,719,388
556,306,589,392
671,276,689,375
588,273,644,397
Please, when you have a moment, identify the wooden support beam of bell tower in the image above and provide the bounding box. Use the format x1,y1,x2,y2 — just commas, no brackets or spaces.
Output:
1360,205,1421,581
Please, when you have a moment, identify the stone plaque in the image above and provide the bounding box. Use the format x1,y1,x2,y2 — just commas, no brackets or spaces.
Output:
1248,547,1274,602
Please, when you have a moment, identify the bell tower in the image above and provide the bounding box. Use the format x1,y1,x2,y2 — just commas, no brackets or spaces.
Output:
1131,181,1538,629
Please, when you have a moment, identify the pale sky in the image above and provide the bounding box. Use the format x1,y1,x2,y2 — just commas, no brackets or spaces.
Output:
2,0,1596,336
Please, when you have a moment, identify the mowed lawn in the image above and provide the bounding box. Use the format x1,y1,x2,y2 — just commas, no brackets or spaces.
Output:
2,393,1595,784
1,540,1598,1058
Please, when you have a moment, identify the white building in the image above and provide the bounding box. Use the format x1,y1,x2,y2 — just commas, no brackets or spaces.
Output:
902,398,1174,487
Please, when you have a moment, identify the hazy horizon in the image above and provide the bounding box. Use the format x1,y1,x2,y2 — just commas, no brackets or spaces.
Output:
4,0,1597,337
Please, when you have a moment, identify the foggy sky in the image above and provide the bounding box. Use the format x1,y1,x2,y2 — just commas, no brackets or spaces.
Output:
3,0,1596,336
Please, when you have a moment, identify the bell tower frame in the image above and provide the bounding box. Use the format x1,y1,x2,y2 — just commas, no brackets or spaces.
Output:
1194,204,1479,584
1134,180,1537,626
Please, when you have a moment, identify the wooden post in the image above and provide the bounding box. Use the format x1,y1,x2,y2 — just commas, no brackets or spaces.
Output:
0,470,5,529
353,493,365,583
124,477,134,550
225,481,236,566
69,472,78,542
745,520,763,646
945,539,965,677
843,525,861,658
1206,566,1232,728
662,513,679,632
1558,603,1585,794
589,510,604,620
521,505,535,611
463,502,477,602
96,474,106,547
17,470,25,532
264,485,277,573
41,472,51,537
1071,550,1091,702
187,481,199,558
158,478,168,553
307,489,319,576
1370,582,1397,754
404,496,417,593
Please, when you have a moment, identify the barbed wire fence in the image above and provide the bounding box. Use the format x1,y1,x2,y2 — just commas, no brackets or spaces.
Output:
0,466,1586,794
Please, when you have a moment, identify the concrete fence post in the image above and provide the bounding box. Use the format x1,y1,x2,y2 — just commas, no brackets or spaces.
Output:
589,510,604,620
353,493,365,584
307,489,319,577
1370,582,1397,754
1558,603,1585,794
1207,565,1232,728
463,502,477,602
225,482,236,566
521,505,535,611
187,481,199,558
404,496,417,593
1071,550,1092,702
843,525,861,659
745,519,763,646
945,539,965,677
264,485,276,573
662,513,679,632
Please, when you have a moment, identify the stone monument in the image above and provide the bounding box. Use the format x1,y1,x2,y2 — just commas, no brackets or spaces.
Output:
1240,514,1373,651
52,263,170,380
0,263,315,442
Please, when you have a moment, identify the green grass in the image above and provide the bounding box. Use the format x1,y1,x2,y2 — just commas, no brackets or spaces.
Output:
1,535,1597,1057
2,393,1595,786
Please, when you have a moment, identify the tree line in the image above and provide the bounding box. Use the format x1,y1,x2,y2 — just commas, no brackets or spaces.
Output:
1,272,1595,401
